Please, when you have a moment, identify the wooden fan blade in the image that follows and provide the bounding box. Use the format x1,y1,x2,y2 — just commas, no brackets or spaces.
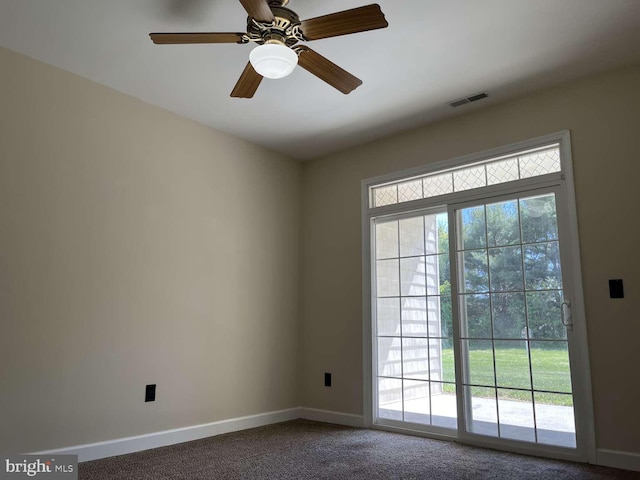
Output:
230,62,263,98
297,47,362,94
300,4,388,41
238,0,274,23
150,32,245,44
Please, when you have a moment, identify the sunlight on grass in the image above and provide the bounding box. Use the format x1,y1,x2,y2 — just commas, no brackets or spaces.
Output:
441,348,572,406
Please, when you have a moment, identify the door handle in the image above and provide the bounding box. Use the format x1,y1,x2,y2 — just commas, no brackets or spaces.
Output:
561,301,573,330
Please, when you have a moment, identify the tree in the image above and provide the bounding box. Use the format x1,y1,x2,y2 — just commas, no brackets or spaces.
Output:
450,196,564,342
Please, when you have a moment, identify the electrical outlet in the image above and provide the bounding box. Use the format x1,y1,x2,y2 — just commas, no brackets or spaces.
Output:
324,373,332,387
145,384,156,402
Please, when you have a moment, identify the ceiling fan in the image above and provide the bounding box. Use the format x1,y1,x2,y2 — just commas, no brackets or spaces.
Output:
150,0,388,98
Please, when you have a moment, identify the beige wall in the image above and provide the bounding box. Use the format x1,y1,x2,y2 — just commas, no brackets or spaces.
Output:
2,41,639,458
301,65,640,454
0,47,301,453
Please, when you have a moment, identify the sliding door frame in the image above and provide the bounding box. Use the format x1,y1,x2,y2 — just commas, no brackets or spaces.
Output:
361,131,596,463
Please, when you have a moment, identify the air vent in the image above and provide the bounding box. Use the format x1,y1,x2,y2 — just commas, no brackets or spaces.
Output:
449,92,489,108
450,98,470,107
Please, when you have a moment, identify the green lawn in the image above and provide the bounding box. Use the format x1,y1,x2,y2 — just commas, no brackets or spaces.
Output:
440,348,573,406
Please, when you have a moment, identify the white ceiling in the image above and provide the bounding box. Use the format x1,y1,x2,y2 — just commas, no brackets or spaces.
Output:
1,0,639,160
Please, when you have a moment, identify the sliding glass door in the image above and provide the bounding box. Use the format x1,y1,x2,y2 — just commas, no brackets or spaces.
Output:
455,191,576,448
375,210,457,431
373,189,579,449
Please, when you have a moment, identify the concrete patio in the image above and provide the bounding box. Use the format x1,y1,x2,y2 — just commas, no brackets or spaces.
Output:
380,393,576,448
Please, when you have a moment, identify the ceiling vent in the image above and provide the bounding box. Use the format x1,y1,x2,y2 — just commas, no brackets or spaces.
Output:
449,92,489,108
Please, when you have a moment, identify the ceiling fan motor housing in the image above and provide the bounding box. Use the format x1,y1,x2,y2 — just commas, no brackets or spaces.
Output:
245,4,304,47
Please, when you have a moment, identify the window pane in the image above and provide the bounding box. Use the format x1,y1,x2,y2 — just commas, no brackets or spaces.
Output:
404,380,431,425
426,296,441,338
489,246,524,292
524,242,562,290
454,165,486,192
373,185,398,207
494,340,531,390
433,213,450,254
530,341,572,393
378,337,402,377
377,297,400,336
463,340,495,387
423,172,453,198
422,339,439,382
459,206,486,250
519,148,561,178
460,294,491,339
425,255,444,295
520,194,558,243
431,382,458,429
378,377,403,420
375,220,398,259
459,250,489,293
498,389,535,442
402,297,427,337
486,200,520,246
534,392,576,448
398,179,423,203
466,386,499,437
403,338,430,380
399,217,424,257
435,254,451,294
526,291,566,340
436,339,456,383
486,158,519,185
400,257,426,296
376,259,399,297
430,296,453,338
491,293,526,339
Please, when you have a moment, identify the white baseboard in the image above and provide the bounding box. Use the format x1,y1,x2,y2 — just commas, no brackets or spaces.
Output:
31,408,300,463
38,407,637,472
596,448,640,472
298,407,364,428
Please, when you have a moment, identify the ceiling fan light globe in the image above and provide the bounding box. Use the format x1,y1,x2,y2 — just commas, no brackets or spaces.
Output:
249,44,298,79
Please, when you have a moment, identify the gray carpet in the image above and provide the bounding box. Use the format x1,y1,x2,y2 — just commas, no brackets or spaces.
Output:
79,420,637,479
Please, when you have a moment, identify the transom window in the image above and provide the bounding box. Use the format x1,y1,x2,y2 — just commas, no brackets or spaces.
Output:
370,144,561,208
